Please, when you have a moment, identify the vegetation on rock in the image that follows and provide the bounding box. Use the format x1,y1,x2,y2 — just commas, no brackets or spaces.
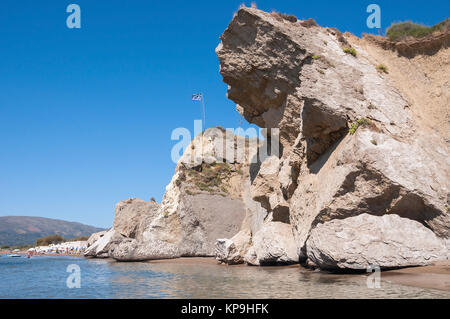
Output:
182,162,241,196
386,19,450,42
343,47,357,57
270,11,298,23
349,118,369,135
376,64,389,74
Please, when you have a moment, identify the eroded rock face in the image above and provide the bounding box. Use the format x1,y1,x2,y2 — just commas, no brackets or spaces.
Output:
114,198,160,238
306,214,448,270
216,7,450,269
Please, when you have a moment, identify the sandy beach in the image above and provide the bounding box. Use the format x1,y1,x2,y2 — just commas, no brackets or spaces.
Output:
0,249,84,257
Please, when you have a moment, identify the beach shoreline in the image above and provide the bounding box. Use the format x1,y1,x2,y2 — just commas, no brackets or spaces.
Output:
135,257,450,292
0,249,84,257
145,257,450,292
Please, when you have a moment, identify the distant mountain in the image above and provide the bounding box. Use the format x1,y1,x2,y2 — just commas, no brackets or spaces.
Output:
0,216,106,246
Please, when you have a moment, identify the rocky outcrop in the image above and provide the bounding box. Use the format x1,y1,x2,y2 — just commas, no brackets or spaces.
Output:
113,198,159,239
106,128,269,261
306,214,448,270
216,7,450,270
85,128,270,261
85,198,158,258
85,228,123,258
86,7,449,270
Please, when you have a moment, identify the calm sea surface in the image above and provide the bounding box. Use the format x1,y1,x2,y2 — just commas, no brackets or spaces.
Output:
0,255,449,299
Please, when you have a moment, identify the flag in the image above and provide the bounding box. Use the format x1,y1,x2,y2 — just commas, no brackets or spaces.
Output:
191,93,202,101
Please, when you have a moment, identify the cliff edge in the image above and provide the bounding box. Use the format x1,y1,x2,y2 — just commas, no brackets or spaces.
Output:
215,7,449,270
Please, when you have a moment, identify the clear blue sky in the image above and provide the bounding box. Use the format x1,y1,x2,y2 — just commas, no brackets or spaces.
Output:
0,1,448,228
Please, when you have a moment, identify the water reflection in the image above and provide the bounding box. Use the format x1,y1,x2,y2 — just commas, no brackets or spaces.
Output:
104,259,449,299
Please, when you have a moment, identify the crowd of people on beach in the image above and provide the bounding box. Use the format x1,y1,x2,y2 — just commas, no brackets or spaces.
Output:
0,241,88,258
30,241,87,256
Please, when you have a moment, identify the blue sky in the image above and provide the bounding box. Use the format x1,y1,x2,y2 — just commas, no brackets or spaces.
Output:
0,1,448,228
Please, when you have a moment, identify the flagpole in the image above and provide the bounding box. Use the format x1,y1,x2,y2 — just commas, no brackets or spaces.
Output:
201,93,206,132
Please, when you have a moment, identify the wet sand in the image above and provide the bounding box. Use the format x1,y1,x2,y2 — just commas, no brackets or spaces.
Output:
147,257,301,269
148,257,450,292
382,261,450,292
146,257,221,265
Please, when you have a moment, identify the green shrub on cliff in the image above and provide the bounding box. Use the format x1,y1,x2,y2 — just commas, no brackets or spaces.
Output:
386,19,450,42
349,118,369,135
185,162,235,195
343,47,357,57
270,11,298,23
376,64,389,74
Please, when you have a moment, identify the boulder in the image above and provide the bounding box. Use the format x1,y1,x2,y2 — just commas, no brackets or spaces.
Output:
215,229,252,265
215,239,239,264
109,238,180,261
86,230,107,248
306,214,448,270
246,222,299,265
84,228,123,258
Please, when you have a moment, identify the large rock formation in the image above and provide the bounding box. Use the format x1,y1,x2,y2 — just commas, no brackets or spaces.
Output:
87,128,274,261
86,7,449,270
215,7,450,270
111,128,275,261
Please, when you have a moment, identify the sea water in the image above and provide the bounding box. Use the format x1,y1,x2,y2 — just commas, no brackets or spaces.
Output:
0,255,448,299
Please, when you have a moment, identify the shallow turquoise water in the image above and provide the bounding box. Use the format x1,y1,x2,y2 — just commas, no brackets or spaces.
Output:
0,255,449,299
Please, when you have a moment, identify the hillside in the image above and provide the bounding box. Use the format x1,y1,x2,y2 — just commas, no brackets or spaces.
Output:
0,216,105,246
356,32,449,141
